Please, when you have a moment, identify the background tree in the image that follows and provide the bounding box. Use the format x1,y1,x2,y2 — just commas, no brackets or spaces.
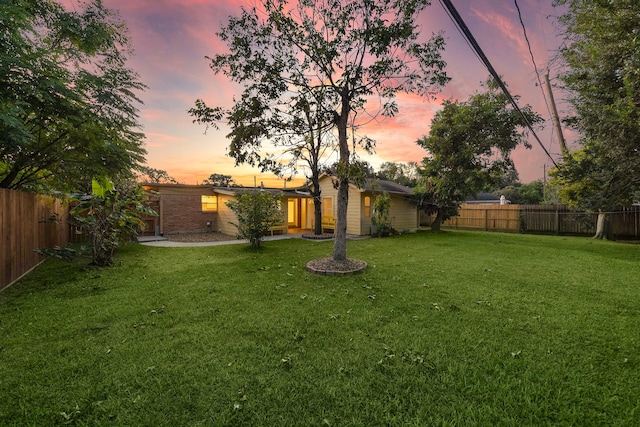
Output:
192,0,449,263
137,167,180,184
225,191,283,248
376,162,419,187
295,99,338,235
416,78,542,231
202,173,237,187
488,168,520,191
0,0,146,192
550,0,640,239
491,179,545,205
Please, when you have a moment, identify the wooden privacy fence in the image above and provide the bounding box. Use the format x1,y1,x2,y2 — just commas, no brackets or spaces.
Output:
1,189,70,291
442,203,640,239
443,204,521,232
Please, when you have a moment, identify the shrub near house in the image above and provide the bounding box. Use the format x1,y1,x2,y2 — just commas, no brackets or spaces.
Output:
371,192,393,237
226,191,283,248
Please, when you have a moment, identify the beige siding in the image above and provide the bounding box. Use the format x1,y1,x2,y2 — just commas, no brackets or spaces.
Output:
316,176,417,236
318,175,361,234
217,193,289,236
217,194,239,236
389,196,418,232
319,177,339,209
360,193,374,235
346,191,362,235
318,176,338,226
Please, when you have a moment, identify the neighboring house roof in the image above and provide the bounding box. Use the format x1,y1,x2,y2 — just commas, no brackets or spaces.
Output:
465,193,502,204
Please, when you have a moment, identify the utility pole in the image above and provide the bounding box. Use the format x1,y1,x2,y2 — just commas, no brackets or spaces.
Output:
543,72,568,158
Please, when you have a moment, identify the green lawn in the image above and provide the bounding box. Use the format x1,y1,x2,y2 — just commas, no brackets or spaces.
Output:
1,231,638,426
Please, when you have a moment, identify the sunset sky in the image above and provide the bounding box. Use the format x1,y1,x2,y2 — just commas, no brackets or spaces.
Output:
64,0,572,186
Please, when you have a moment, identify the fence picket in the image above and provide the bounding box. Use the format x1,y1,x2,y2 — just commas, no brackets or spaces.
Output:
0,189,70,290
439,203,640,239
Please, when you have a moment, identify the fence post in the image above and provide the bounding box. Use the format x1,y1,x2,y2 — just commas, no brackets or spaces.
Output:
555,207,559,235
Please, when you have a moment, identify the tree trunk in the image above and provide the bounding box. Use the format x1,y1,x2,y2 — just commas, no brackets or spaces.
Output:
312,188,322,235
593,210,607,239
332,92,351,261
431,209,443,232
0,163,21,189
333,176,349,260
307,107,324,236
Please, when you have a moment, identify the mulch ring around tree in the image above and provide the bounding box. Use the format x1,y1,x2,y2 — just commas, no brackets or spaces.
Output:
306,257,367,275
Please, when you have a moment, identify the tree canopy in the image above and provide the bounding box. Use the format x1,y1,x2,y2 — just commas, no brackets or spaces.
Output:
202,173,237,187
416,78,542,230
137,167,180,185
375,162,419,187
493,180,545,205
192,0,449,261
0,0,146,192
551,0,640,212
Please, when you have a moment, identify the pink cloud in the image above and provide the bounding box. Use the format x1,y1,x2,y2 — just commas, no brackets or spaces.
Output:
472,7,531,65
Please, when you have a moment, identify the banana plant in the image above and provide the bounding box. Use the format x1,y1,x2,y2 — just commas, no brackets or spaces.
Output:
71,178,156,266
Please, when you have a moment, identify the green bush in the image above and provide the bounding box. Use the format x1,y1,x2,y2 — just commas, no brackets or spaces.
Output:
71,178,155,266
226,190,284,248
371,192,393,236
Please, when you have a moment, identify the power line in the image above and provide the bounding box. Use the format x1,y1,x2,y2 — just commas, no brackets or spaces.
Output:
438,0,558,168
437,0,485,68
514,0,551,118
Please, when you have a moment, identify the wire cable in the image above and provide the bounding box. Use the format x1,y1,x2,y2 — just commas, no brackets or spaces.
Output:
438,0,558,168
514,0,551,118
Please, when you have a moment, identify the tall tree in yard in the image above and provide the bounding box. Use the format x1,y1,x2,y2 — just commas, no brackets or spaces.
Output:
0,0,146,192
416,78,542,231
550,0,640,239
191,0,449,262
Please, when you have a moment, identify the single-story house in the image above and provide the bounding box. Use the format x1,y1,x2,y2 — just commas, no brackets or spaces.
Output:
143,176,419,237
142,183,311,236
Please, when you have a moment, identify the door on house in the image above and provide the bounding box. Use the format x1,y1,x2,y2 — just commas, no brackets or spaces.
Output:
287,198,300,228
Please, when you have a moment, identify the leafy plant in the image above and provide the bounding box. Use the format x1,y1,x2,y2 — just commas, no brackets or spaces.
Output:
71,178,155,266
415,78,542,231
371,192,393,237
226,190,284,248
0,0,146,192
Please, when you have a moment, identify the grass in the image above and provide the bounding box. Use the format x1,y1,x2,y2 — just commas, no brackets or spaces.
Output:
0,231,638,426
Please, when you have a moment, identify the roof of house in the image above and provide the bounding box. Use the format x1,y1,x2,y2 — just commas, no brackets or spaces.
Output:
361,178,414,195
142,183,212,189
212,186,310,198
316,174,414,196
145,179,414,197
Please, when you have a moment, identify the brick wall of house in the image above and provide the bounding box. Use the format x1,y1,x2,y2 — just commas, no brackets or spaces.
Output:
160,194,218,234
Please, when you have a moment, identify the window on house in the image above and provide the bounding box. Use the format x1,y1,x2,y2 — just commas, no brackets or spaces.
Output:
201,195,218,212
364,196,371,217
322,197,333,218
